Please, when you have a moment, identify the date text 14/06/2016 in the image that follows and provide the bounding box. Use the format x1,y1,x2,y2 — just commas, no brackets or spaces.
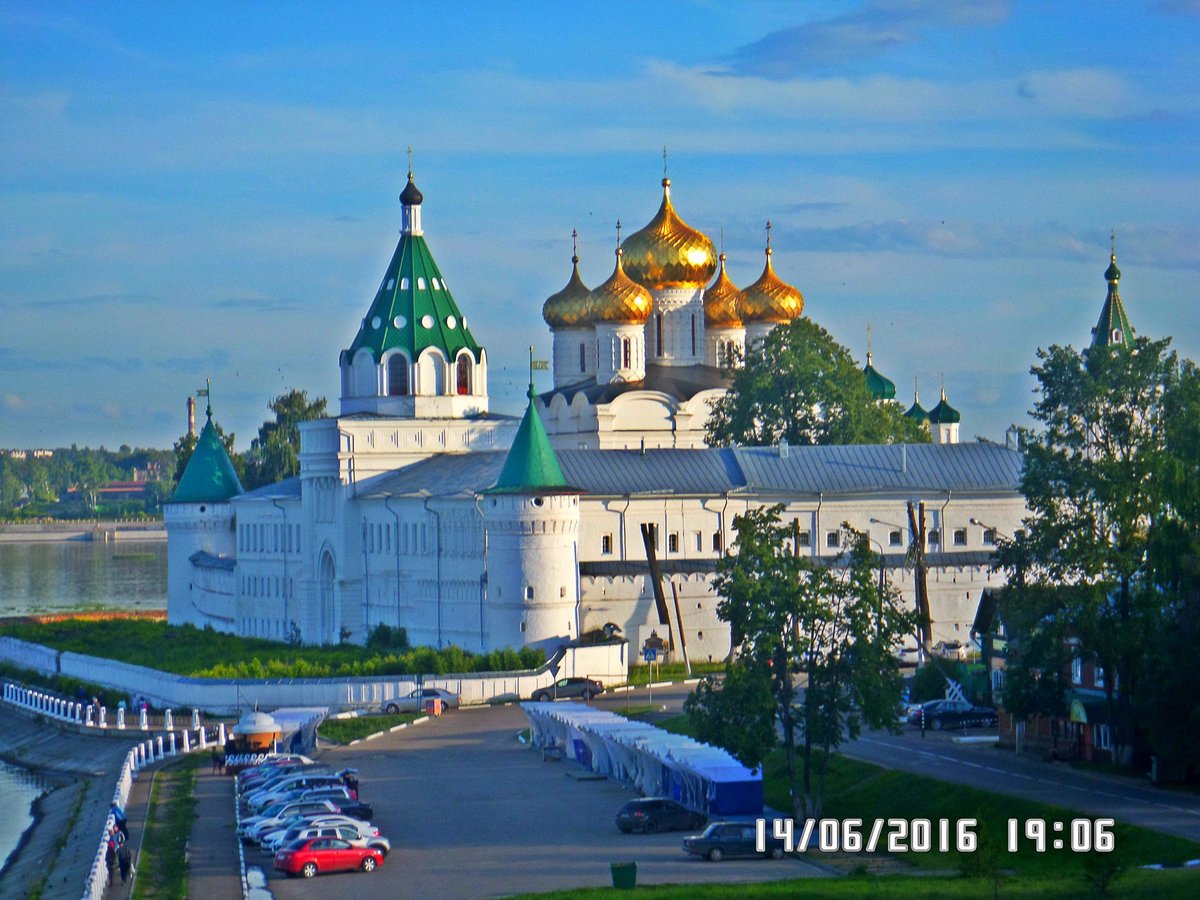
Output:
755,817,1116,854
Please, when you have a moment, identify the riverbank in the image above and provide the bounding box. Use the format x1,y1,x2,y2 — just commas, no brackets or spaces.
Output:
0,521,165,543
0,705,137,898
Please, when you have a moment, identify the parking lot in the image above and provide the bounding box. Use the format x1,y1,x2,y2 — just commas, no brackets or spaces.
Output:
254,703,830,898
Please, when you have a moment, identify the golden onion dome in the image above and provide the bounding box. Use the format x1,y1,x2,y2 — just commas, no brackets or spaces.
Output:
621,179,717,290
740,228,804,324
587,245,653,325
704,253,743,328
542,233,592,329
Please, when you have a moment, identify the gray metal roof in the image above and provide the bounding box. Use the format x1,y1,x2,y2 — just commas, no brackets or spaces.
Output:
238,476,303,501
731,442,1022,496
357,442,1022,500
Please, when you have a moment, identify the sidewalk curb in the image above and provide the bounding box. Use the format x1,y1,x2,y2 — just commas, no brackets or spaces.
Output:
347,714,433,746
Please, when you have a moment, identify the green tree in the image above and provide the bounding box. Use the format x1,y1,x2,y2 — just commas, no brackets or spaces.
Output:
706,318,929,447
685,505,913,818
999,337,1198,764
243,389,327,490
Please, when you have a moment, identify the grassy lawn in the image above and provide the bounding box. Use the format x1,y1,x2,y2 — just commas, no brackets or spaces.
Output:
134,753,200,900
649,714,1200,891
510,869,1200,899
0,618,544,678
624,661,725,686
317,712,420,744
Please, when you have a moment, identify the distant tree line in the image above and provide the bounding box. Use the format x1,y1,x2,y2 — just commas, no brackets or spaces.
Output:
2,388,328,520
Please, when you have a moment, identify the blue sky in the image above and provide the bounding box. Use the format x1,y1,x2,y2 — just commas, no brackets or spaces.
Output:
2,1,1197,451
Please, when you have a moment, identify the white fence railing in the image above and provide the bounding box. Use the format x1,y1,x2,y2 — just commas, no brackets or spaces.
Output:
1,682,212,900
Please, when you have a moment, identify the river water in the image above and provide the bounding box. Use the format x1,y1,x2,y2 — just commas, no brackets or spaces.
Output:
0,539,167,617
0,761,49,876
0,539,166,876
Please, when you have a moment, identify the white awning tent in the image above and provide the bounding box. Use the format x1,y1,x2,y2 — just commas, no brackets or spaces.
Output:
522,702,763,816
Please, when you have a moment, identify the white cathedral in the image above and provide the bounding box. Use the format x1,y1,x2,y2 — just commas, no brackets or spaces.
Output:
165,170,1030,660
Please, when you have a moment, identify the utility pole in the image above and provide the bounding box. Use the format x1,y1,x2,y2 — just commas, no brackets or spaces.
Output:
907,501,934,661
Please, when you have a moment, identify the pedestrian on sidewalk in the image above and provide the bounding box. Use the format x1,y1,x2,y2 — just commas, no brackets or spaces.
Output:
118,843,132,884
211,746,221,773
111,801,128,840
104,834,117,885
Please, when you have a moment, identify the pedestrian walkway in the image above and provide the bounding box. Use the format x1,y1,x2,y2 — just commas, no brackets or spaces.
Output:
102,757,155,899
185,768,244,900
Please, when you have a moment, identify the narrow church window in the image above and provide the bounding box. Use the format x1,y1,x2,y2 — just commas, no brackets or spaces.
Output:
712,532,722,552
694,531,702,552
690,315,696,356
667,533,679,553
656,314,663,357
388,355,409,396
601,534,613,555
560,586,566,597
579,342,586,373
622,338,631,370
456,354,471,395
524,586,534,600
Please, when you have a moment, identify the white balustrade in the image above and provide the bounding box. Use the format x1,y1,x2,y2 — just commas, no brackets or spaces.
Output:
117,707,126,730
164,709,173,731
99,706,107,728
218,722,227,745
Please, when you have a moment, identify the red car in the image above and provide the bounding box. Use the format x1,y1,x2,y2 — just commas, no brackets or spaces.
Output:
274,836,384,878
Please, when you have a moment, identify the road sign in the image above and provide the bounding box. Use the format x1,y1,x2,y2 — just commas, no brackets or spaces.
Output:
642,648,658,663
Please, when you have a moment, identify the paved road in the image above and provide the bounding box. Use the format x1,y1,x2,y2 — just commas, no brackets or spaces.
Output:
259,703,828,899
841,728,1200,844
600,682,1200,844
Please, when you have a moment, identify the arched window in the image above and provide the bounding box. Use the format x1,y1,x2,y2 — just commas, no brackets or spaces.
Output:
387,355,408,396
656,314,664,357
456,354,471,395
622,338,631,370
579,342,586,374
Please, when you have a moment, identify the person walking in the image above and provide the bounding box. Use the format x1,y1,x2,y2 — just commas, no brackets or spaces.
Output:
111,801,128,840
117,842,133,884
211,745,221,774
104,832,117,885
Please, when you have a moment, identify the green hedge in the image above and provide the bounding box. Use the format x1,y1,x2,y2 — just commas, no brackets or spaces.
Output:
0,619,544,679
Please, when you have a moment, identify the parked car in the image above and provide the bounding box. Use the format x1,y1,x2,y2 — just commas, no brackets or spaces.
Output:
616,798,706,834
249,776,348,812
262,822,389,856
238,800,342,841
333,800,374,820
383,687,461,714
240,765,332,798
258,815,377,850
683,822,787,861
531,677,604,702
274,837,384,878
906,699,998,730
933,640,970,661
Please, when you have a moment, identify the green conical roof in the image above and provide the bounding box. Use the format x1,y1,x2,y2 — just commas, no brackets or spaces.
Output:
904,397,928,420
343,181,483,366
863,352,896,400
1091,252,1134,350
484,388,575,494
927,389,961,424
171,413,244,503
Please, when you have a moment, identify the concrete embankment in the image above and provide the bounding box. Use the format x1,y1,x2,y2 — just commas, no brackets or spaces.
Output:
0,521,165,543
0,706,136,898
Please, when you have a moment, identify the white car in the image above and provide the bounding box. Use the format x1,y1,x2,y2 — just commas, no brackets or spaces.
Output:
259,815,377,851
239,800,341,841
261,821,386,855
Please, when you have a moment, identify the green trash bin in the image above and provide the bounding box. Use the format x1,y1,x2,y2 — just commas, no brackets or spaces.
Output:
610,861,637,889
